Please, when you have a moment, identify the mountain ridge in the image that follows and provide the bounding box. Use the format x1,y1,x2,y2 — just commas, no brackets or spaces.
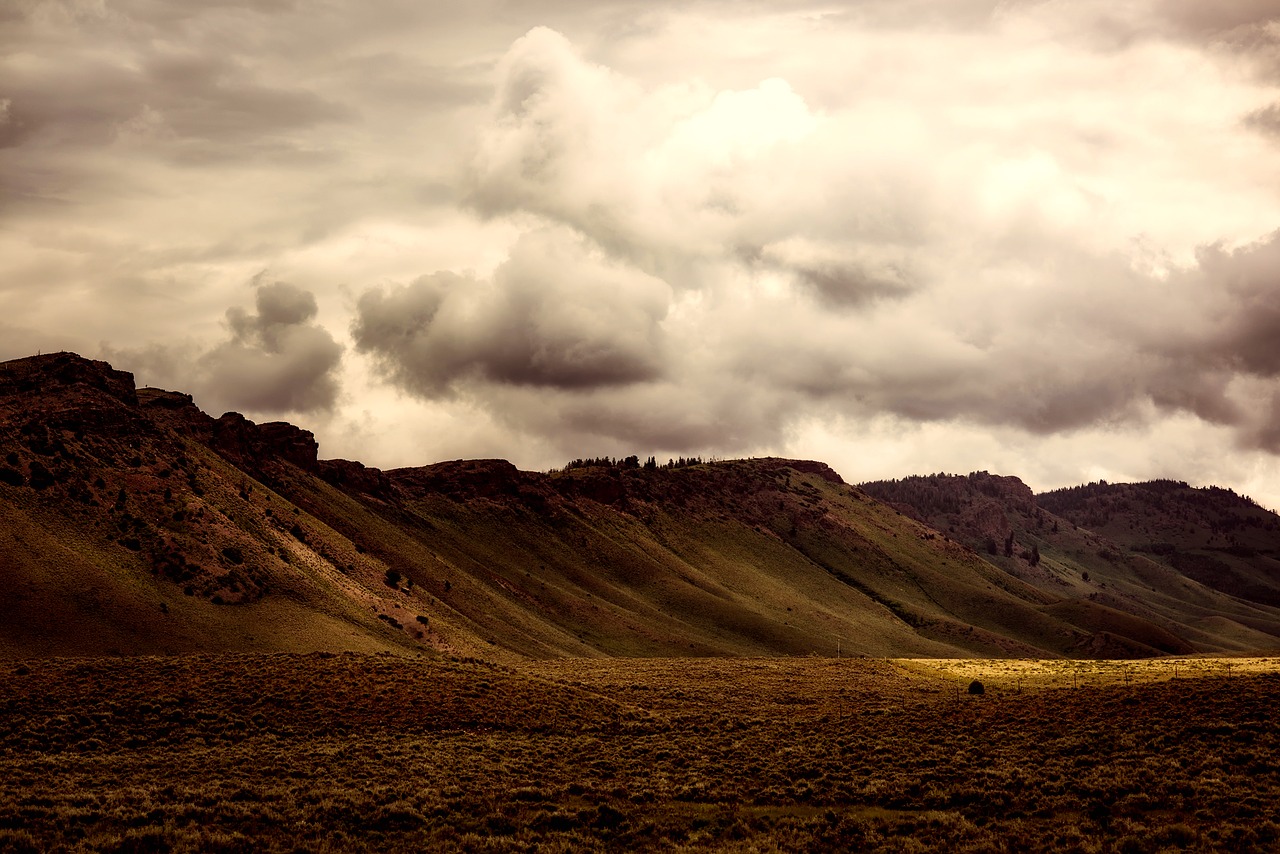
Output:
3,352,1280,660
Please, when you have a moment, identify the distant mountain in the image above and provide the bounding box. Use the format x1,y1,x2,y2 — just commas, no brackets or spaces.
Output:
861,473,1280,655
3,352,1280,660
1039,480,1280,607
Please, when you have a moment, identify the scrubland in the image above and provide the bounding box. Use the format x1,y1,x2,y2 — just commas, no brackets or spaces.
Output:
2,654,1279,852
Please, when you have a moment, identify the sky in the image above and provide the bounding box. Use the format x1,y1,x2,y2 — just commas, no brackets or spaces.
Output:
5,1,1280,508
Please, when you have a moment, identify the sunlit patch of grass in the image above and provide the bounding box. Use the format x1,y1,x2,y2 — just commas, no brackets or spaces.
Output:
896,655,1280,691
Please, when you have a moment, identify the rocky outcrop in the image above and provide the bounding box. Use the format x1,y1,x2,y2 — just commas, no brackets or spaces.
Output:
389,459,530,502
253,422,320,472
318,459,390,497
208,413,319,473
0,353,146,440
0,352,138,408
772,459,845,484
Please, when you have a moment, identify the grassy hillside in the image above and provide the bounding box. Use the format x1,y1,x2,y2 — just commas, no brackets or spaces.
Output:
861,473,1280,654
1040,479,1280,607
5,352,1280,660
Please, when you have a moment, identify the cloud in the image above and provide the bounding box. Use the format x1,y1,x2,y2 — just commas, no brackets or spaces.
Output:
197,280,343,414
1157,0,1280,40
6,3,1280,496
467,28,834,281
1,15,348,167
1189,233,1280,375
347,21,1280,465
1245,102,1280,137
353,228,670,395
109,280,343,416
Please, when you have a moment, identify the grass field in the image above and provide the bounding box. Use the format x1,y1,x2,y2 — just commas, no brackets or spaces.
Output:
898,654,1280,692
2,653,1279,852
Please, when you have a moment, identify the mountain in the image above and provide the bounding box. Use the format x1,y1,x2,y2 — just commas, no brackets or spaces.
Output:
860,472,1280,655
3,352,1280,661
1039,479,1280,607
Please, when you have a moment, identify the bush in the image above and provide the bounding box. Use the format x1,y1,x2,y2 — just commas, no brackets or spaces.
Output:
384,569,402,588
968,680,985,695
29,462,56,490
0,828,42,854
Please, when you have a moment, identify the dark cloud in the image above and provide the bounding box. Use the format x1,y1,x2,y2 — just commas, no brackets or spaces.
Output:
95,279,342,416
862,233,1280,448
2,49,347,160
353,230,669,396
1250,392,1280,453
675,232,1280,452
232,279,319,335
1072,1,1280,78
142,53,349,145
791,262,916,307
1179,233,1280,377
1158,0,1280,40
198,281,343,414
1245,103,1280,137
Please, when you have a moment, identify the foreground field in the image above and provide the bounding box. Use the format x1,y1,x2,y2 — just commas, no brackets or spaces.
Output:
2,655,1279,852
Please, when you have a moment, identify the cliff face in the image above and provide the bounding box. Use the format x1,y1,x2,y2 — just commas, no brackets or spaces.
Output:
4,352,1280,661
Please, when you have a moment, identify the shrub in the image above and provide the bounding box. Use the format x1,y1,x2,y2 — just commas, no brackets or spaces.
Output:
384,569,402,588
29,462,56,490
0,828,42,854
968,680,985,695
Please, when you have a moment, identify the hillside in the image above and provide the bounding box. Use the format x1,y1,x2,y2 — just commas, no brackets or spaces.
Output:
4,352,1280,660
861,473,1280,654
1039,479,1280,607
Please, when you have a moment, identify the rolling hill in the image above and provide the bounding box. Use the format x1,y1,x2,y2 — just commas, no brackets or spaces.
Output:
3,352,1280,660
861,472,1280,655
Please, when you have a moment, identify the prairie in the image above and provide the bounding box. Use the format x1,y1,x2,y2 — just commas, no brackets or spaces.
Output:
3,653,1279,852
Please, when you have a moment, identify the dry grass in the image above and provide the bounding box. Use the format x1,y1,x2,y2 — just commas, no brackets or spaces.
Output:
899,655,1280,691
3,653,1279,851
